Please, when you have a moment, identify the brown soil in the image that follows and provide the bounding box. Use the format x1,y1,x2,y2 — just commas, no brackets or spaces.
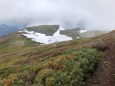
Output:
85,31,115,86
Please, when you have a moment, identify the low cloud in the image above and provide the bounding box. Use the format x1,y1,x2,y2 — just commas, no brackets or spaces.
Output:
0,0,115,30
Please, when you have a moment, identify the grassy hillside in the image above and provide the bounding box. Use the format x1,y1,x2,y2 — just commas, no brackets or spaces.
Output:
84,30,115,86
80,30,108,38
25,25,59,36
60,29,107,39
0,30,115,86
60,28,80,39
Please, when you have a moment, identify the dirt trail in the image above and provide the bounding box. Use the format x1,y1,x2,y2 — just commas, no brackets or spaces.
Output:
85,31,115,86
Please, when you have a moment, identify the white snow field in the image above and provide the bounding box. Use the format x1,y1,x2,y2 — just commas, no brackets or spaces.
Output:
79,29,88,33
19,26,72,44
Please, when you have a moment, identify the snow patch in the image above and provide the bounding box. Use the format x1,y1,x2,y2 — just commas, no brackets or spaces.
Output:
53,29,60,36
20,28,72,44
79,29,88,33
76,37,80,39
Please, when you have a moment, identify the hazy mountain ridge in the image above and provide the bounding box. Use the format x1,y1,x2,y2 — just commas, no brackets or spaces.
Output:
25,25,59,36
0,24,24,37
19,25,108,44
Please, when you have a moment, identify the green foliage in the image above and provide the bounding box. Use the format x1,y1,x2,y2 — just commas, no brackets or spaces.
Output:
0,66,16,79
0,48,100,86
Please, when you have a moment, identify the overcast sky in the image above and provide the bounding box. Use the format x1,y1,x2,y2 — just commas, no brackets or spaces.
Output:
0,0,115,30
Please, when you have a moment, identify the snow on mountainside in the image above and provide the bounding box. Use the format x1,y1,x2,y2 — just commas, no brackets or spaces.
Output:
79,29,88,33
19,26,72,44
19,25,107,44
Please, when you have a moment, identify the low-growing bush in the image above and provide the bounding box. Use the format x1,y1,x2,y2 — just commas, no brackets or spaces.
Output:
34,48,100,86
0,48,100,86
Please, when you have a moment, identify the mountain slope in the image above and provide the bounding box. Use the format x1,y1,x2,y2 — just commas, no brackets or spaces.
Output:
84,30,115,86
0,30,115,86
25,25,59,36
0,31,99,86
60,28,80,39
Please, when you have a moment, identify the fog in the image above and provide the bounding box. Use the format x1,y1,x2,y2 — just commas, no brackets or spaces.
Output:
0,0,115,30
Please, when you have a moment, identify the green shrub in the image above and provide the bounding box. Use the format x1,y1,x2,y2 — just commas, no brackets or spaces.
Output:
34,48,100,86
0,66,16,79
0,48,100,86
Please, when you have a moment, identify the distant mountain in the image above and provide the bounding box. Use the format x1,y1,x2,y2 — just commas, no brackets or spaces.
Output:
19,25,72,44
0,24,23,37
60,28,81,39
19,25,108,44
25,25,59,36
